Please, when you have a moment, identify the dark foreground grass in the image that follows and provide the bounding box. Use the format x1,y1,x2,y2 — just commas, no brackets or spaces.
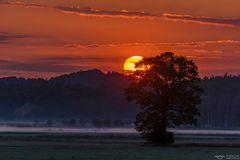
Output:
0,132,239,160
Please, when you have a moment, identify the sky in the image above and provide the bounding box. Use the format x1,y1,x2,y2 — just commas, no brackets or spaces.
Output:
0,0,240,78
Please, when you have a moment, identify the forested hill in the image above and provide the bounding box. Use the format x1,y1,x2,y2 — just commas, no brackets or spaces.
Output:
0,70,240,128
0,69,137,120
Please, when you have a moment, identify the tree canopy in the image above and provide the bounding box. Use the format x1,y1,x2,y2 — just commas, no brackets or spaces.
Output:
125,52,203,144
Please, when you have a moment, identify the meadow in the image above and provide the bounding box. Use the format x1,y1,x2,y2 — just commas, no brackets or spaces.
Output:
0,128,240,160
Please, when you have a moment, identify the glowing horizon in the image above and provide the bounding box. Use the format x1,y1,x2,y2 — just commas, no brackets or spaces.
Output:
0,0,239,78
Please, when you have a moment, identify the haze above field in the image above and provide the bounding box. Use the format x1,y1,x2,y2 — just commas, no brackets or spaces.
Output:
0,0,240,77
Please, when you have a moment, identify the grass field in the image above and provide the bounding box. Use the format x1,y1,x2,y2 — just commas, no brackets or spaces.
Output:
0,131,239,160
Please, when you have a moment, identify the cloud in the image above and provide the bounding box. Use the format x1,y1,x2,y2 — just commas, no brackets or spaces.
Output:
0,56,108,73
0,1,45,8
1,0,153,21
55,7,240,26
204,40,240,44
163,13,240,27
2,63,81,73
1,1,239,27
0,59,13,64
41,56,103,63
0,32,32,44
0,2,156,20
55,6,158,19
0,59,81,73
64,40,240,49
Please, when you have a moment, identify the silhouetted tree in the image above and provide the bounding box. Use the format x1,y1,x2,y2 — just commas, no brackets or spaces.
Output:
60,119,67,126
92,119,103,127
78,119,85,127
102,119,112,127
68,119,77,127
113,119,124,127
126,52,203,144
46,119,53,127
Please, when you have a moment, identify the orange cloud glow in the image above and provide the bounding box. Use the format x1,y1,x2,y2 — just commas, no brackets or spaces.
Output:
0,0,240,77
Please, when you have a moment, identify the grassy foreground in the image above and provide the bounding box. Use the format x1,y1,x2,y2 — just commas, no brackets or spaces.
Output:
0,132,239,160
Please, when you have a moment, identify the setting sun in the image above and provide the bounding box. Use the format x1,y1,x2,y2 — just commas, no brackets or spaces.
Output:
124,56,143,71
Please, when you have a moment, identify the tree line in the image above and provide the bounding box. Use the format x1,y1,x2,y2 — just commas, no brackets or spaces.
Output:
0,70,239,129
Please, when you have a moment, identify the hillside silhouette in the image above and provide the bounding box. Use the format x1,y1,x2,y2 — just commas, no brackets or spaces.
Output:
0,70,239,128
0,70,138,121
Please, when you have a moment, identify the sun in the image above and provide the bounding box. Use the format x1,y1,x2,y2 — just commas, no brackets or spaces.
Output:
124,56,143,71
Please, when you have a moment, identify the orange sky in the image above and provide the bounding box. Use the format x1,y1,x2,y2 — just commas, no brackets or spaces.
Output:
0,0,240,78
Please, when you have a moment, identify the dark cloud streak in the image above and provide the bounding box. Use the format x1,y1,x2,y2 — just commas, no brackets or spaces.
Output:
0,1,45,8
41,56,103,61
0,56,109,73
0,32,32,44
163,13,240,27
0,59,81,73
2,63,81,73
55,6,158,19
1,1,239,27
64,40,240,49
